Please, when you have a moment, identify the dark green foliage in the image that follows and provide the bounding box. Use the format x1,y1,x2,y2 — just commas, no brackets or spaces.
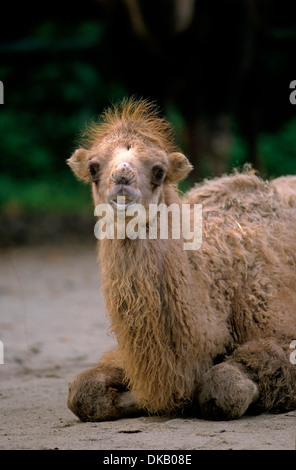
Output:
0,6,295,218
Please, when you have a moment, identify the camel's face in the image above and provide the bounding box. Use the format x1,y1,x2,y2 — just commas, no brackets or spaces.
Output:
94,142,170,212
68,139,192,215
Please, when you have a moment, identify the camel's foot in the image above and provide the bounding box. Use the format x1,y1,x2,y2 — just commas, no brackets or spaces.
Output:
67,365,141,422
197,362,259,420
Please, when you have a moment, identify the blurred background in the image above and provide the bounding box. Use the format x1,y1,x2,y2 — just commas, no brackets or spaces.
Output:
0,0,296,245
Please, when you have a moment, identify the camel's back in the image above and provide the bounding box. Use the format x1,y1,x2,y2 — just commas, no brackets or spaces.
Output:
184,170,296,342
270,175,296,205
184,171,296,216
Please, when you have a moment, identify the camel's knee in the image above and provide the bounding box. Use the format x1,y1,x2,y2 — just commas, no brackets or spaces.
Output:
68,366,141,422
68,368,113,421
197,362,259,420
233,339,296,412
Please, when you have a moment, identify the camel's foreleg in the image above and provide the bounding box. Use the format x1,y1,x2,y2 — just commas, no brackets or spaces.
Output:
67,349,143,422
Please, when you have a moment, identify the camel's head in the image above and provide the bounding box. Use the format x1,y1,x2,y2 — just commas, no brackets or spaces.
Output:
67,99,192,213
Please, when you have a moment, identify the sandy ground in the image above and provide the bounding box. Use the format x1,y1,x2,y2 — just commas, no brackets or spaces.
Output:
0,243,295,451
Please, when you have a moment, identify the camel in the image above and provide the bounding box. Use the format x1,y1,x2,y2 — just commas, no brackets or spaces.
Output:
67,98,296,421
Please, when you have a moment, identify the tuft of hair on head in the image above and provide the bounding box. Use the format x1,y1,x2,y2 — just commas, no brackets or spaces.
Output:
79,97,178,153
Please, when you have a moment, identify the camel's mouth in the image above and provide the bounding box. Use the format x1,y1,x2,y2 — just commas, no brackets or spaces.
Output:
108,197,139,210
107,186,141,210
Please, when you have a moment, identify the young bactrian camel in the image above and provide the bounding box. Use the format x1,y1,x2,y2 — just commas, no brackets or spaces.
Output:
67,98,296,421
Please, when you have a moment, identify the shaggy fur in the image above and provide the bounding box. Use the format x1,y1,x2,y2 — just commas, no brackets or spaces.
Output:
80,98,177,154
67,98,296,421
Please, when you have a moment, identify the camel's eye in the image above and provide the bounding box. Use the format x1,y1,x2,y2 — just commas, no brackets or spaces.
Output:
88,162,100,182
151,165,166,186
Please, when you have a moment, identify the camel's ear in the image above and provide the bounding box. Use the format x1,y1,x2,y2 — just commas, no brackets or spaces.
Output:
166,152,193,183
67,148,90,183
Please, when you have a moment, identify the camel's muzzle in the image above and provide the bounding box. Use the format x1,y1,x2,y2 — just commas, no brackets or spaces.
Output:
108,185,140,209
111,161,136,186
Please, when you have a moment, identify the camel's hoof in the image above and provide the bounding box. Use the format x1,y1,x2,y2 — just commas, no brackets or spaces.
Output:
197,362,259,420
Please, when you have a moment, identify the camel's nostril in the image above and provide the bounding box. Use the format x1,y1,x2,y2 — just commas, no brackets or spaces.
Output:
120,174,128,183
111,172,136,185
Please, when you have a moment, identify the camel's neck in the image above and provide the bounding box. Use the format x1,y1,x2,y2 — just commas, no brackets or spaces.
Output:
98,186,202,412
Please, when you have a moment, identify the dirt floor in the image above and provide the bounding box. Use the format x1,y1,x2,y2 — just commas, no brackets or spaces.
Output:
1,243,295,451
